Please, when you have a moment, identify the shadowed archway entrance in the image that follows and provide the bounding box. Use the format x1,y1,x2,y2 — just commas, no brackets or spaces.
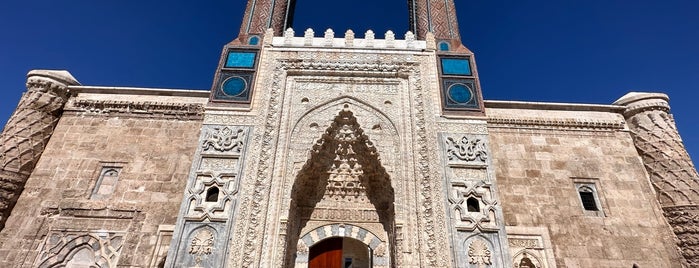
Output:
309,237,371,268
286,107,395,268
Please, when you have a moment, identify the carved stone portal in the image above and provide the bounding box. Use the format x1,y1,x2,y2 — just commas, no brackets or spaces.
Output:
286,107,395,267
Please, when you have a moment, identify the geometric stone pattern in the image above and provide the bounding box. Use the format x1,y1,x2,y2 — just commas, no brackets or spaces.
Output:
165,125,250,267
295,223,389,268
616,92,699,266
440,132,511,267
0,70,78,230
34,230,124,268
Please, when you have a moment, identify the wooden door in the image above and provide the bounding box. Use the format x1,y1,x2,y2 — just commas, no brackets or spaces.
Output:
309,237,343,268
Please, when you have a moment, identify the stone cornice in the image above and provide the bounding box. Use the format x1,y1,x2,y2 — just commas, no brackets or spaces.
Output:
484,100,626,113
67,85,210,98
65,99,204,120
486,116,626,131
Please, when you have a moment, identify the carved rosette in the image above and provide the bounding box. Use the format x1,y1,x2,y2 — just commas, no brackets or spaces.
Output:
0,70,79,229
616,92,699,266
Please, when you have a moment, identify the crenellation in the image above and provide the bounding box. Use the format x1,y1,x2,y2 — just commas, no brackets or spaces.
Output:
272,28,427,50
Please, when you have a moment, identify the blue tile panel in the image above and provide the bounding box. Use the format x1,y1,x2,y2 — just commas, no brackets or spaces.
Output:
441,58,472,76
225,52,257,68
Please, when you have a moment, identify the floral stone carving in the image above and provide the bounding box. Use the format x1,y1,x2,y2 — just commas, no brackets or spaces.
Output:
189,228,215,266
202,127,246,153
446,136,488,164
468,239,492,267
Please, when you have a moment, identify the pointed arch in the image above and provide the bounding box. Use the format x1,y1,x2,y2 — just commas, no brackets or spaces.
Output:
291,96,399,139
284,106,396,267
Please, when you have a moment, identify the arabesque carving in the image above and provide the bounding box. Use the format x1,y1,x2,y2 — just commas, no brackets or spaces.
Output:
67,99,204,120
202,126,246,153
446,136,488,164
468,239,492,267
189,228,215,266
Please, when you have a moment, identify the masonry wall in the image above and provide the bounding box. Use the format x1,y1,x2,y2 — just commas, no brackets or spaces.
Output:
488,106,683,268
0,110,202,267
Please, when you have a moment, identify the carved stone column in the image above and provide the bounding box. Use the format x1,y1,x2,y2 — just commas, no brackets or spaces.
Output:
615,92,699,266
0,70,79,229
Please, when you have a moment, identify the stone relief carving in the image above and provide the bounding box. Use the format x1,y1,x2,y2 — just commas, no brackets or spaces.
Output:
226,51,449,267
508,239,539,249
35,231,124,268
486,116,625,131
67,99,204,120
506,232,555,268
375,243,387,257
296,240,308,254
202,127,246,153
186,172,238,221
446,136,488,164
448,180,499,232
0,70,76,229
468,239,492,266
166,124,248,268
618,93,699,266
189,228,215,266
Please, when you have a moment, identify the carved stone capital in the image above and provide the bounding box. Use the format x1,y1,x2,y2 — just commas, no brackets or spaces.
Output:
614,92,670,118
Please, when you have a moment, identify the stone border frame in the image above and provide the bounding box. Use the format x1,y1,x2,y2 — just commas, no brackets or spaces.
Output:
295,224,389,267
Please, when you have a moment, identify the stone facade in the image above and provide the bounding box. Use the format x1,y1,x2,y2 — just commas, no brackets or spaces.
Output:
0,0,696,267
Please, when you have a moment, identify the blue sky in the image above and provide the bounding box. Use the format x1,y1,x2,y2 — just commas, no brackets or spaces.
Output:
1,0,698,160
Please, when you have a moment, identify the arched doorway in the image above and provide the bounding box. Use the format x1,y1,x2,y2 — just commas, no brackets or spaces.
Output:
309,237,371,268
286,107,395,267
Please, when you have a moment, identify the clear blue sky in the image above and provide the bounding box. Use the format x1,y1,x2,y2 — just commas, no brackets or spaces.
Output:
1,0,698,160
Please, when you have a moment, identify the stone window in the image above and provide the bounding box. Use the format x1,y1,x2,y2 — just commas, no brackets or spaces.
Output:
206,187,219,203
574,181,605,217
467,197,480,212
91,164,124,200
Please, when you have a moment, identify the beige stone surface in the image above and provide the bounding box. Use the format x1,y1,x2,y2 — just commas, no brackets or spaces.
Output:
0,107,202,267
488,105,684,267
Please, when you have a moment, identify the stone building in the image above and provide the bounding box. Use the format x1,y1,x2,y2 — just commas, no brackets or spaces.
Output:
0,1,696,267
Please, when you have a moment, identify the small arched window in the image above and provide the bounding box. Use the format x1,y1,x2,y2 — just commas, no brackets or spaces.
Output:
578,186,598,211
467,197,480,212
206,187,220,203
